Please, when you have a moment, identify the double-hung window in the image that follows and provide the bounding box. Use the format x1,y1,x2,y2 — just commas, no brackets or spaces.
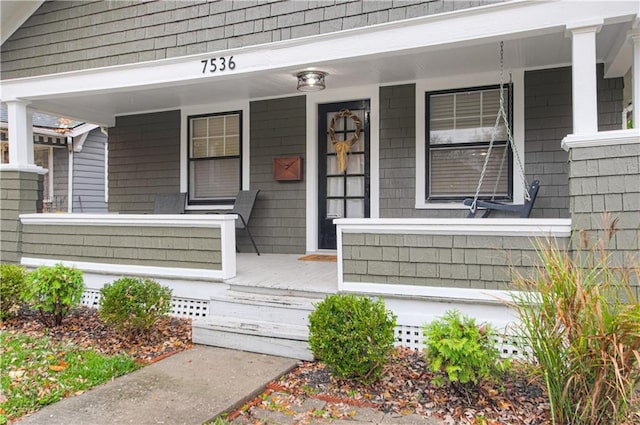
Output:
188,111,241,204
426,85,512,201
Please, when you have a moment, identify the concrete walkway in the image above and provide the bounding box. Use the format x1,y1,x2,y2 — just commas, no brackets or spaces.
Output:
15,345,298,425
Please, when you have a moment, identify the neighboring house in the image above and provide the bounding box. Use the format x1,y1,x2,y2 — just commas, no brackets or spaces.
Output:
1,1,638,359
1,104,108,213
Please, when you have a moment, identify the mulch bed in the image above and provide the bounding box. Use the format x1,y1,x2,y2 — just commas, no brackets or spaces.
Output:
0,305,192,364
233,348,553,425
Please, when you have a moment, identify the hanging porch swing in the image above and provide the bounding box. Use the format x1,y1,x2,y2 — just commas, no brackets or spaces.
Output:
463,41,540,218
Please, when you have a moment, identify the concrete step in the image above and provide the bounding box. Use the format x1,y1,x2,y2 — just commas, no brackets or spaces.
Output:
193,315,313,360
209,289,320,325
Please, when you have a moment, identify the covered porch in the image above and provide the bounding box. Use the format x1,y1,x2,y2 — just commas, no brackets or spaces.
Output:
2,1,639,359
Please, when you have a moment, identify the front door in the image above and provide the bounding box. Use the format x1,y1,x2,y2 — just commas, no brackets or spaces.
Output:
318,100,370,250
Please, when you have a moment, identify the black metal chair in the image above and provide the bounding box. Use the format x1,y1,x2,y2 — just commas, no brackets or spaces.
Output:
228,189,260,255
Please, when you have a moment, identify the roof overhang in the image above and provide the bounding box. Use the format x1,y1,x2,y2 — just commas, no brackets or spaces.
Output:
1,0,638,127
0,0,45,45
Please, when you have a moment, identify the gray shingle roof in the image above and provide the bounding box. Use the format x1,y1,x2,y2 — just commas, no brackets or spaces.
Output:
0,103,83,130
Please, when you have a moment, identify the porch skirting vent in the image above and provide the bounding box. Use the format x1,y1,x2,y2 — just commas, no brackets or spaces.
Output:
80,290,209,320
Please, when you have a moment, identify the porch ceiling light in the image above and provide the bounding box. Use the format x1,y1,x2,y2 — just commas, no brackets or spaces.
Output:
296,71,326,92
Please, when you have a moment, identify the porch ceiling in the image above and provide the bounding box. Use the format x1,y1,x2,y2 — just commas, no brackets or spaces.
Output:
2,1,636,126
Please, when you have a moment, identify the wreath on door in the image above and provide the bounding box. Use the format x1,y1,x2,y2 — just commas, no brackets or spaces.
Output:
329,109,361,173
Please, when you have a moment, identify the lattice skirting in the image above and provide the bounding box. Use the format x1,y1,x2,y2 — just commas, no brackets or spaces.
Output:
394,323,529,360
80,289,209,320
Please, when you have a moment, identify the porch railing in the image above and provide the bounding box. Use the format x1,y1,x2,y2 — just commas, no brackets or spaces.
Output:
19,213,238,280
336,218,572,301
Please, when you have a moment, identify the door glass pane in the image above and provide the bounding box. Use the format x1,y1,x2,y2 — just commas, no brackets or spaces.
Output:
327,156,339,175
326,177,344,196
351,134,364,152
346,199,364,218
326,199,343,218
346,154,364,174
346,176,364,197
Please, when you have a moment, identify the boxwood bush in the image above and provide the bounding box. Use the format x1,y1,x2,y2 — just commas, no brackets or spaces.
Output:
22,263,84,327
308,294,397,384
99,277,172,336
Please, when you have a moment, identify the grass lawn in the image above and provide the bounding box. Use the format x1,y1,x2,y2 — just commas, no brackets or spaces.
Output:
0,330,140,424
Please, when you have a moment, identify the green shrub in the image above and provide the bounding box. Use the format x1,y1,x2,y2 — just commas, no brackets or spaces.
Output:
307,294,397,384
22,264,84,327
98,277,172,335
423,310,504,389
0,264,27,319
511,233,640,425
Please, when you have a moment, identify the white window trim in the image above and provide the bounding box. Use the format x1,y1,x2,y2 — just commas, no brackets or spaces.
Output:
180,101,250,210
104,141,109,203
305,85,380,253
415,70,525,209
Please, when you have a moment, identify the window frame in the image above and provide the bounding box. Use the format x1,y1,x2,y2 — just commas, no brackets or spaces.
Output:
187,110,243,206
425,84,514,203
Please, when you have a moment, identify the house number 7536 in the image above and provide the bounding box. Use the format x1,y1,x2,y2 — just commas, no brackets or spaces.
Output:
201,56,236,74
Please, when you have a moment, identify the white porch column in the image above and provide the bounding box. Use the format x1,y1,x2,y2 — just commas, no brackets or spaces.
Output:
6,100,34,166
566,22,602,135
631,28,640,129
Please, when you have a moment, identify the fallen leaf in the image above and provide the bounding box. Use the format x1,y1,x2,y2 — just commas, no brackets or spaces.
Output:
49,363,67,372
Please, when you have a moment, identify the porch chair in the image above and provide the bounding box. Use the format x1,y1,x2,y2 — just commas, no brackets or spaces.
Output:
154,192,186,214
463,180,541,218
211,189,261,256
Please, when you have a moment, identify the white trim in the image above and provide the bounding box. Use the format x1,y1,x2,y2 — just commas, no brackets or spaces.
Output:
0,164,47,174
335,218,572,237
6,100,33,167
21,257,225,281
19,212,238,227
336,217,571,294
561,128,640,151
19,213,238,279
104,142,108,203
341,281,513,304
68,123,99,138
219,215,237,280
67,139,73,212
72,132,90,152
47,146,53,203
567,23,601,135
180,100,250,206
415,70,526,209
305,85,380,253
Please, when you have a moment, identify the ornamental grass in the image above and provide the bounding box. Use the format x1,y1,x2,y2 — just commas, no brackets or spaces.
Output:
510,217,640,425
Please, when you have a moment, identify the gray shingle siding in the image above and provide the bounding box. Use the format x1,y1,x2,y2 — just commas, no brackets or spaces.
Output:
0,171,43,264
524,65,623,218
567,141,640,298
21,224,223,270
1,0,504,79
248,96,306,254
108,110,181,213
72,128,108,213
342,232,564,290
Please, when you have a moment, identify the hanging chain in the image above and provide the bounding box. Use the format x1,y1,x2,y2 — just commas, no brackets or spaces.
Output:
469,41,530,213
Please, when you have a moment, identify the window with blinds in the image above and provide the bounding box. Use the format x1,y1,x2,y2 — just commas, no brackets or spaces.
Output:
426,85,512,200
188,111,241,203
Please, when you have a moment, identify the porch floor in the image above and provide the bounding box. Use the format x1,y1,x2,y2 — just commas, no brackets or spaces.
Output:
228,253,337,295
